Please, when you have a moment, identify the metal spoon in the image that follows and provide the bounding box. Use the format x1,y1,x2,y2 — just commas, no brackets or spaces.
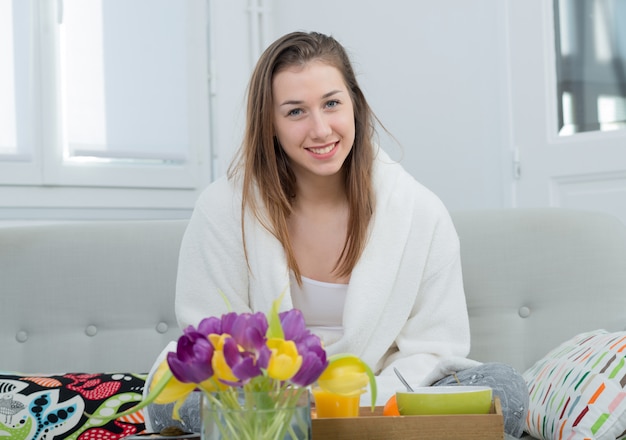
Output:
393,367,414,392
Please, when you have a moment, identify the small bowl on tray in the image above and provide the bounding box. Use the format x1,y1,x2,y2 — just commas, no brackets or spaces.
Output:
396,385,492,416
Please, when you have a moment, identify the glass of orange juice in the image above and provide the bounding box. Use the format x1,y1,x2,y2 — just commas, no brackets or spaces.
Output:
311,387,360,418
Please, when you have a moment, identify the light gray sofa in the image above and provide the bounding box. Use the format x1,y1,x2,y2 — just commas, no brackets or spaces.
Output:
1,220,187,375
2,208,626,439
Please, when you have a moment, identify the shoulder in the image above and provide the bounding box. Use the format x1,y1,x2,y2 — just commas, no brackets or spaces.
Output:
192,175,243,225
373,148,449,219
196,174,240,206
372,150,460,277
372,149,458,250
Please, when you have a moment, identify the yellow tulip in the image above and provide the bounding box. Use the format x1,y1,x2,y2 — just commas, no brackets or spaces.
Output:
208,333,230,350
317,357,368,396
318,354,378,410
266,338,303,381
151,360,197,404
208,333,240,383
212,349,239,383
149,359,224,420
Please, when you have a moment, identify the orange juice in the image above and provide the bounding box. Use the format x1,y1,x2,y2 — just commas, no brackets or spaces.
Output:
312,387,360,418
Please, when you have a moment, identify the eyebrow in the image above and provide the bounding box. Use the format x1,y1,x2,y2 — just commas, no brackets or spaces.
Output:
279,89,344,107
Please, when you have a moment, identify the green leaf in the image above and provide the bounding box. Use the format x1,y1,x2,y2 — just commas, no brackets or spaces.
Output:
266,289,286,340
217,289,233,312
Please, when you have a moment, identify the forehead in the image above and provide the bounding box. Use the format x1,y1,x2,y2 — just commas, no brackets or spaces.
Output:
272,61,347,99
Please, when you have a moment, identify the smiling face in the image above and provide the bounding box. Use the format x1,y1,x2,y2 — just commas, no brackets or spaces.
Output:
272,60,355,182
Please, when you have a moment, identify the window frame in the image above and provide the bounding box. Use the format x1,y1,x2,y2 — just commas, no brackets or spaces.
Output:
0,0,212,220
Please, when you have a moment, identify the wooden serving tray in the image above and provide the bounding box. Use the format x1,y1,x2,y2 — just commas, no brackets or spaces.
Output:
311,397,504,440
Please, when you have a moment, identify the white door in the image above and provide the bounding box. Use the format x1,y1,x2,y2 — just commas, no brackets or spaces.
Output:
508,0,626,224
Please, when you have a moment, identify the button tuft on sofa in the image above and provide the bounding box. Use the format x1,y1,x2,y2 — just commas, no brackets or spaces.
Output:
1,219,188,374
156,321,169,334
15,330,28,343
518,306,531,318
85,325,98,337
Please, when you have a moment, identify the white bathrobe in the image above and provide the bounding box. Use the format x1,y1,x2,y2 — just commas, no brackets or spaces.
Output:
175,149,474,405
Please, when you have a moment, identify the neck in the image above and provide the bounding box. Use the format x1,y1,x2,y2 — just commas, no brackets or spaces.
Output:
293,170,347,208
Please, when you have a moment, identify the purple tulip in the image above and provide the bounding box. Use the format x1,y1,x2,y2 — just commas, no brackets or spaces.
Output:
167,327,214,383
220,336,263,385
197,316,222,336
278,309,329,386
279,309,307,342
219,312,239,335
228,312,268,352
290,335,328,386
167,307,330,389
295,332,325,352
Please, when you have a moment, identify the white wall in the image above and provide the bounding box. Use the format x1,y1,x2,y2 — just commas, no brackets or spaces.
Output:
1,1,515,225
6,2,623,224
208,1,515,212
266,0,514,210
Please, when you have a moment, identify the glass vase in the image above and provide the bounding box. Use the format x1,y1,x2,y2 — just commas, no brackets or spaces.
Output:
201,388,311,440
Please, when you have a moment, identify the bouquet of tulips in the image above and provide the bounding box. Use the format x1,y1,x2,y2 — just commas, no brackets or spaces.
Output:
101,293,376,439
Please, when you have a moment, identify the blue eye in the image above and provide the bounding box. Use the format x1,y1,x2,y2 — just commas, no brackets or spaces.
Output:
326,100,339,108
287,108,302,117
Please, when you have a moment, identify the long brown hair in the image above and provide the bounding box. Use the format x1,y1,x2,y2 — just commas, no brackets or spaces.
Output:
228,31,376,284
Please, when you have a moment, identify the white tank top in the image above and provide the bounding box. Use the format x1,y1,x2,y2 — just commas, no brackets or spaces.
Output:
290,273,348,346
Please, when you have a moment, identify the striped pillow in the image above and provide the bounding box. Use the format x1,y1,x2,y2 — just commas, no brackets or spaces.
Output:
523,330,626,440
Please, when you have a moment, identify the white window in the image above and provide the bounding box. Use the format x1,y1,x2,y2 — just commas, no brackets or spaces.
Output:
0,0,211,220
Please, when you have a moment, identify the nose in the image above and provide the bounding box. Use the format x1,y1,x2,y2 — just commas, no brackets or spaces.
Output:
309,111,332,140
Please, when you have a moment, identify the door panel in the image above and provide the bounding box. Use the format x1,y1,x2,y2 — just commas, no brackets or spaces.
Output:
509,0,626,225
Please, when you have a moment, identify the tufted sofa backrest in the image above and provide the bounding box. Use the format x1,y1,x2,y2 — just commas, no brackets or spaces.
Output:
451,208,626,374
4,209,626,378
1,220,188,374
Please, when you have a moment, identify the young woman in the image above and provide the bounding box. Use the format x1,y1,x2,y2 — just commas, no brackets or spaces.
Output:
171,31,528,437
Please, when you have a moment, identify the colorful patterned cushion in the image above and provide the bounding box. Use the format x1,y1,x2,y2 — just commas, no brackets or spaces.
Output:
523,330,626,440
0,372,147,440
